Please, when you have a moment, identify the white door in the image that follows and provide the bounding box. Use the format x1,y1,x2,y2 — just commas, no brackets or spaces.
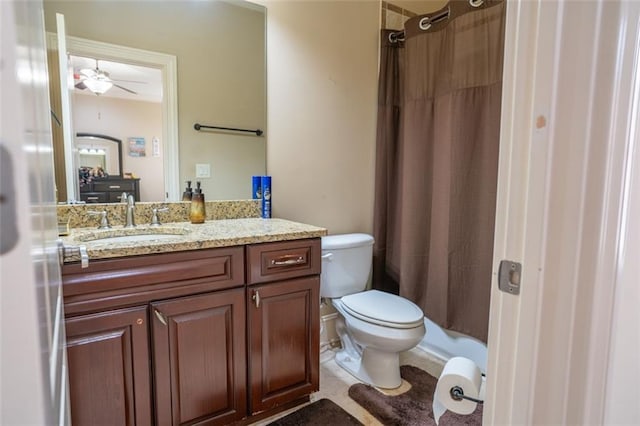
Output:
1,1,69,424
486,0,640,424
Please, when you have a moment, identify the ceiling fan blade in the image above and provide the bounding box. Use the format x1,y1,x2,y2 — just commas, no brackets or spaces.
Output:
111,78,148,84
113,84,137,95
80,68,97,78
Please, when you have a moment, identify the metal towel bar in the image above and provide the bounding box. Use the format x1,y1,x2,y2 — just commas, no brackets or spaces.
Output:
194,123,263,136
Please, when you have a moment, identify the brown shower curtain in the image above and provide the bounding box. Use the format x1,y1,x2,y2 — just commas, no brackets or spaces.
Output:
373,0,505,343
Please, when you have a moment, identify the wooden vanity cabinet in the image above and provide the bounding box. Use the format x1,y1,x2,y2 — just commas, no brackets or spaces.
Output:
62,238,321,425
62,247,246,426
246,239,321,415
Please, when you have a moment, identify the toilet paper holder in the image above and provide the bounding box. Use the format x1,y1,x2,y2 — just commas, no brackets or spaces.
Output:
449,386,484,404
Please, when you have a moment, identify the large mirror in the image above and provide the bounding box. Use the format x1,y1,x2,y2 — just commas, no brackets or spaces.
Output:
43,0,267,203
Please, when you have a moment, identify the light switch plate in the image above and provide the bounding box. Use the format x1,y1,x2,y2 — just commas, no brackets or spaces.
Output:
195,163,211,178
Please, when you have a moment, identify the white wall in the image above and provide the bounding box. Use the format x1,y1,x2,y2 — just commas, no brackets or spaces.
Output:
262,1,380,234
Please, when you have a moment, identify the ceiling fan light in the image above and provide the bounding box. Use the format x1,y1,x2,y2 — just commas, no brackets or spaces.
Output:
83,78,113,95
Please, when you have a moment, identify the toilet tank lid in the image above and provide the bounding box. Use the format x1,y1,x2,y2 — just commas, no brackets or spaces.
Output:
321,233,374,249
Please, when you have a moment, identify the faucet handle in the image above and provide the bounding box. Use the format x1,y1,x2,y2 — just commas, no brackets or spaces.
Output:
119,192,129,203
150,207,169,226
87,210,112,230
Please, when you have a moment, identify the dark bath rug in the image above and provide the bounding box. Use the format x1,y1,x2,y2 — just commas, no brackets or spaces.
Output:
266,398,363,426
348,365,483,426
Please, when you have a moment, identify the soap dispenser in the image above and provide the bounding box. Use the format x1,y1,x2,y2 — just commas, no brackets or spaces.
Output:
189,181,206,224
182,180,193,201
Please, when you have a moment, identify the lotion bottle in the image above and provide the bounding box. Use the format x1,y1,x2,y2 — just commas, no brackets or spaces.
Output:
182,180,193,201
189,181,206,224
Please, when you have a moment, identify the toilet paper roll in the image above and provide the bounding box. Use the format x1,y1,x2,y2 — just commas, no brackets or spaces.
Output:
432,357,484,425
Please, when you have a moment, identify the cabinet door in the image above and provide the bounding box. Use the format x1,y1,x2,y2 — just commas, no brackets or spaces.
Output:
65,305,151,425
152,288,246,426
248,276,320,414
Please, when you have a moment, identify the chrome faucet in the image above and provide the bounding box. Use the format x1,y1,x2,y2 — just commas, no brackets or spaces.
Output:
124,194,136,228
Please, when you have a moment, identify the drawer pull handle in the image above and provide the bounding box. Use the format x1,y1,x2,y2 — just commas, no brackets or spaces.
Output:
108,185,121,189
271,255,305,266
87,197,99,200
252,290,261,308
154,309,168,326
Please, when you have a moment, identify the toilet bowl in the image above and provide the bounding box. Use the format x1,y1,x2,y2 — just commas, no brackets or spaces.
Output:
321,234,426,389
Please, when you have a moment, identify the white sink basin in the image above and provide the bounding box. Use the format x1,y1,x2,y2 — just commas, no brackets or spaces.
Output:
75,226,190,243
91,234,181,243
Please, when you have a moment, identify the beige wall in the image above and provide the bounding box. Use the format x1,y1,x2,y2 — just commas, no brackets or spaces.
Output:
73,95,164,201
44,0,266,200
383,0,448,29
387,0,449,15
262,1,380,234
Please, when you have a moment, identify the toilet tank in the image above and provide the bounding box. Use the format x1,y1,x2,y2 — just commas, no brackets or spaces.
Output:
320,233,374,298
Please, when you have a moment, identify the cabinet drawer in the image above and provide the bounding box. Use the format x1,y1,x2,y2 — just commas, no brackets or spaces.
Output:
93,180,137,192
107,191,129,203
63,247,245,315
80,192,107,203
246,238,320,284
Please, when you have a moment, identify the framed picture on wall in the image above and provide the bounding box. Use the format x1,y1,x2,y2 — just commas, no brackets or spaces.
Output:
128,137,146,157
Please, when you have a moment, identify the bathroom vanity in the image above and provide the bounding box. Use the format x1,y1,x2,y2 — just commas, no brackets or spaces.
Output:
60,218,326,425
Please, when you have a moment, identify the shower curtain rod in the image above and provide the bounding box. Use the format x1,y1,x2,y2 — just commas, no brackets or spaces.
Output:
388,0,487,43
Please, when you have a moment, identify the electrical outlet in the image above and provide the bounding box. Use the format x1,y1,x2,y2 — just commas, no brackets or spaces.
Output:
195,163,211,178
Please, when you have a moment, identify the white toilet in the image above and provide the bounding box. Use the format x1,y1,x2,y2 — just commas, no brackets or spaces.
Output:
321,233,426,389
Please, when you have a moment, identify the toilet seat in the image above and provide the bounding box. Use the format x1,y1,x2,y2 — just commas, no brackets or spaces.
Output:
340,290,424,329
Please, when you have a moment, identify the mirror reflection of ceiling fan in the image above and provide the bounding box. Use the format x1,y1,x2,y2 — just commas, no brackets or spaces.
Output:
74,59,143,96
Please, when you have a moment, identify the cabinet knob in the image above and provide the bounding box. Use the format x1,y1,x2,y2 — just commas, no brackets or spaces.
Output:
136,318,143,325
252,290,261,308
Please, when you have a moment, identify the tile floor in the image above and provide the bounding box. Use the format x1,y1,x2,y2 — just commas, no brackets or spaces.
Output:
252,346,446,425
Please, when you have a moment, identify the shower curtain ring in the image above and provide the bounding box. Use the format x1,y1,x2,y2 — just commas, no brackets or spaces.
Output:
469,0,484,7
388,31,405,43
419,17,432,31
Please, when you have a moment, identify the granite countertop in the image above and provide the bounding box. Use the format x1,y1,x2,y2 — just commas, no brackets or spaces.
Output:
61,218,328,263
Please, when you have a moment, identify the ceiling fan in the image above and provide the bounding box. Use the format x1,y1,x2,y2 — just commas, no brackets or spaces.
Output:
74,59,140,96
